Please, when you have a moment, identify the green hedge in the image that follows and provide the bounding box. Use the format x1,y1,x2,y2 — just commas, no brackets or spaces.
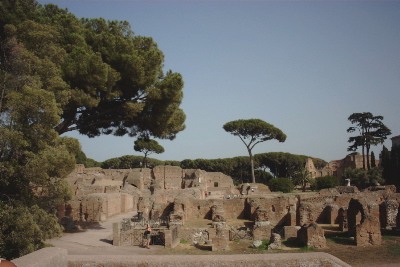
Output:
268,178,294,193
312,176,339,190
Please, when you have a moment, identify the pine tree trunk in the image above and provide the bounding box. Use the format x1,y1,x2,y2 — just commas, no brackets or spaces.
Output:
248,149,256,183
362,145,366,170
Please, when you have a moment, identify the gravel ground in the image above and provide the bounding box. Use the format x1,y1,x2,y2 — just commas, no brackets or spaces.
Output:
47,211,163,255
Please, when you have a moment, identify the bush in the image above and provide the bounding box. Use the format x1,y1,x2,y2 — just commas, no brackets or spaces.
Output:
0,203,62,259
343,167,383,189
312,176,339,190
268,178,294,193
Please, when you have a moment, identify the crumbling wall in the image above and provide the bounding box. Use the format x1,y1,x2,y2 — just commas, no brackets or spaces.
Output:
380,199,399,230
355,215,382,246
205,172,235,193
348,198,381,246
78,193,135,222
247,196,296,227
298,192,355,225
153,165,184,190
298,223,327,248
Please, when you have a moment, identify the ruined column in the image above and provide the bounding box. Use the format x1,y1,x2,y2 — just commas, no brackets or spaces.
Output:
112,222,121,246
355,215,382,246
211,204,226,227
384,199,399,230
253,208,272,241
212,222,229,251
338,207,348,232
327,204,339,225
287,204,297,226
298,203,313,226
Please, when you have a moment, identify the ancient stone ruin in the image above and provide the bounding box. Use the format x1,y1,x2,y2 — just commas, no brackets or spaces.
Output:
58,164,400,250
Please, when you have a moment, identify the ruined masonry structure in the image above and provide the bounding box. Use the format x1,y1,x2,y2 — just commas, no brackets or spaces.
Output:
60,165,400,248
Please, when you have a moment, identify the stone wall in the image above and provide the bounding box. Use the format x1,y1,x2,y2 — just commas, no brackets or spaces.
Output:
64,193,135,222
205,172,235,192
247,195,297,227
153,165,184,190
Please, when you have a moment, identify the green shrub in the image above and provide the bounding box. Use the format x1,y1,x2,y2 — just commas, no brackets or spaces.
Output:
268,178,294,193
257,239,270,250
0,203,62,259
312,176,338,190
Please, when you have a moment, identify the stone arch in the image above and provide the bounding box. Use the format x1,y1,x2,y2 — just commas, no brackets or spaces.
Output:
348,198,366,237
348,198,382,246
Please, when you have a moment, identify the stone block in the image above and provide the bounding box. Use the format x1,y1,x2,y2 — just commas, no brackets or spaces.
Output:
284,226,300,240
253,224,272,241
298,223,327,249
268,233,282,250
355,215,382,246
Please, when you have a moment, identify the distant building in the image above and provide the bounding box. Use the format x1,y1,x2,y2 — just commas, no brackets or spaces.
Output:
391,135,400,148
305,158,333,178
305,152,379,180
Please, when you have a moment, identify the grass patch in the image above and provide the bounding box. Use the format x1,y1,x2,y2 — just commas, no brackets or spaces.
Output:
299,246,315,252
180,239,188,244
254,240,270,250
387,243,400,256
383,235,397,241
326,233,354,246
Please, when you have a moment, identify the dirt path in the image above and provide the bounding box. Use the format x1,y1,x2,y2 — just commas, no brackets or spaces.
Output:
47,211,162,255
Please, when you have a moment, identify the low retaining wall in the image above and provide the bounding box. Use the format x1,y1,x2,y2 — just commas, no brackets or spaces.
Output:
68,253,351,267
12,247,67,267
11,248,351,267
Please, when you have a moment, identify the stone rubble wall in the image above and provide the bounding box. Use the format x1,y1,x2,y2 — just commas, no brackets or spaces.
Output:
247,196,297,227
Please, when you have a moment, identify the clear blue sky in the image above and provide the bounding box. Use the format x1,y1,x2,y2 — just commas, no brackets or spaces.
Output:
38,0,400,163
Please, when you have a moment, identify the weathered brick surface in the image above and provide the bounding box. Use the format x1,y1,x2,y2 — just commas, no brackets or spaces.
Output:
283,226,300,240
355,215,382,246
253,224,272,241
298,223,327,249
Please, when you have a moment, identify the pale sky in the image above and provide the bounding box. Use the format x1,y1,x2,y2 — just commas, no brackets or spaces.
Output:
38,0,400,163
